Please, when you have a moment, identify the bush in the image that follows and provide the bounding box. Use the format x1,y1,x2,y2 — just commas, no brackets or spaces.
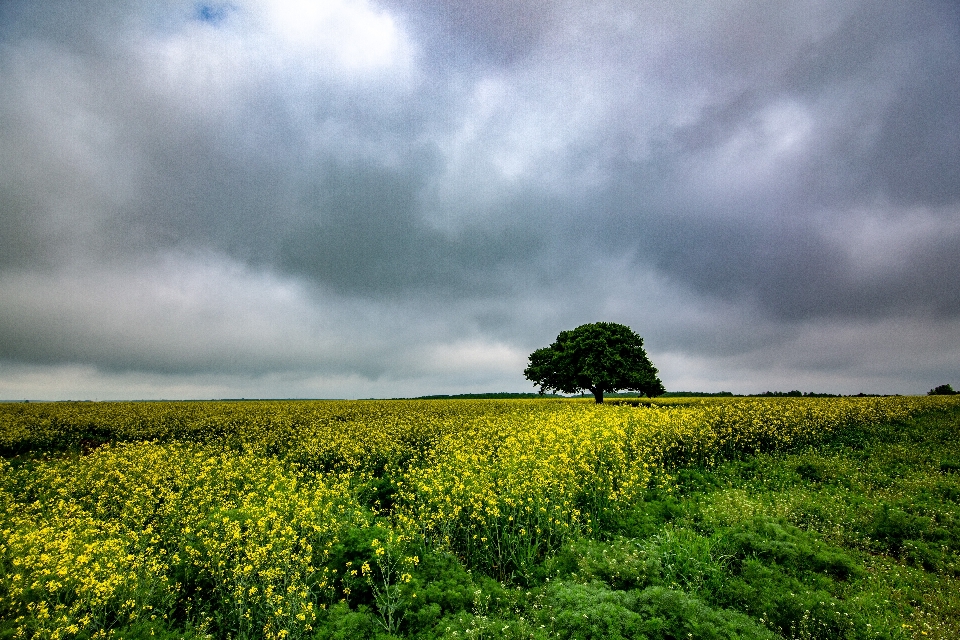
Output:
542,582,776,640
720,516,862,580
402,551,478,634
313,603,381,640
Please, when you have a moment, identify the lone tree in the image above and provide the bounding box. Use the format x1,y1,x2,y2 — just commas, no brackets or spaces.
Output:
524,322,665,403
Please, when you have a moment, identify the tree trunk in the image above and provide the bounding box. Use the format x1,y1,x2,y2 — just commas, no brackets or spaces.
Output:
591,387,604,403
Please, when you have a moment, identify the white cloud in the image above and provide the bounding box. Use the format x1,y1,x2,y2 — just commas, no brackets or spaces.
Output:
0,363,392,400
138,0,415,121
423,340,527,375
0,253,326,372
258,0,411,74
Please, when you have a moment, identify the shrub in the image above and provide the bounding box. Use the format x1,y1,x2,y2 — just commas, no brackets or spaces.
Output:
541,582,777,640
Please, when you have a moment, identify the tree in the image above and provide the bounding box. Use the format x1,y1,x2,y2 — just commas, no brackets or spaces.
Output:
523,322,665,403
928,384,958,395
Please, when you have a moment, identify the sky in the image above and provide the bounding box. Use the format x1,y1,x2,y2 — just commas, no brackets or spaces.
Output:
1,0,959,399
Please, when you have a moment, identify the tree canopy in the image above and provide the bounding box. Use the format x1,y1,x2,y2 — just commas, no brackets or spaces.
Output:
523,322,665,403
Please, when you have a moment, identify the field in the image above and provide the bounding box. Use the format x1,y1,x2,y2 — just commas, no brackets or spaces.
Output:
2,396,959,639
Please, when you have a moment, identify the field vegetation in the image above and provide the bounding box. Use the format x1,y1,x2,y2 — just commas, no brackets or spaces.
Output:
1,396,959,639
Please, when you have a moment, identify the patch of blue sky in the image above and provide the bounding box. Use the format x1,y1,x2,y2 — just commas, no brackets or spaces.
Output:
195,3,234,26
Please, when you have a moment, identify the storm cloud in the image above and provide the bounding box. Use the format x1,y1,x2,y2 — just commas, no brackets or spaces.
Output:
1,0,958,399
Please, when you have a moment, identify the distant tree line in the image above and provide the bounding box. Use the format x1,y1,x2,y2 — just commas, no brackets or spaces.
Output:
410,390,900,400
660,391,736,397
605,391,735,398
611,391,886,398
757,390,843,398
410,392,565,400
928,384,958,395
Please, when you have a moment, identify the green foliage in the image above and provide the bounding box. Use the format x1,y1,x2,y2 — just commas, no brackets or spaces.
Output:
631,586,777,640
795,461,830,483
606,493,685,539
523,322,664,402
721,516,863,582
401,552,477,634
941,458,960,474
537,581,777,640
3,400,960,638
313,603,381,640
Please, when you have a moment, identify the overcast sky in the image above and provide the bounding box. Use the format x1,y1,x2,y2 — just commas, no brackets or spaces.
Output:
1,0,959,399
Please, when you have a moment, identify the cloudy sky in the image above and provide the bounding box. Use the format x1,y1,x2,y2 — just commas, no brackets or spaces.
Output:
1,0,958,399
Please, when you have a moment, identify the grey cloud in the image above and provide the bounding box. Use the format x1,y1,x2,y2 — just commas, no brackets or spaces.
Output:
1,0,959,396
277,159,566,296
779,0,960,208
614,197,960,321
382,0,552,68
580,0,960,323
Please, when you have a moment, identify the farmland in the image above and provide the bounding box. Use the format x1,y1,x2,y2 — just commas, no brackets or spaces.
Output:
2,396,959,639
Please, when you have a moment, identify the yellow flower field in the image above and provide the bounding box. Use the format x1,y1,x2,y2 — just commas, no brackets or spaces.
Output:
1,396,957,639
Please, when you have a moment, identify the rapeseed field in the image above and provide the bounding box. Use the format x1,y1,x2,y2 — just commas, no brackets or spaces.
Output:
1,396,958,639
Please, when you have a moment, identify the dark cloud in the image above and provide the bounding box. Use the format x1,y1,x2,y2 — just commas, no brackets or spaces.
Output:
1,0,959,397
278,176,545,297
